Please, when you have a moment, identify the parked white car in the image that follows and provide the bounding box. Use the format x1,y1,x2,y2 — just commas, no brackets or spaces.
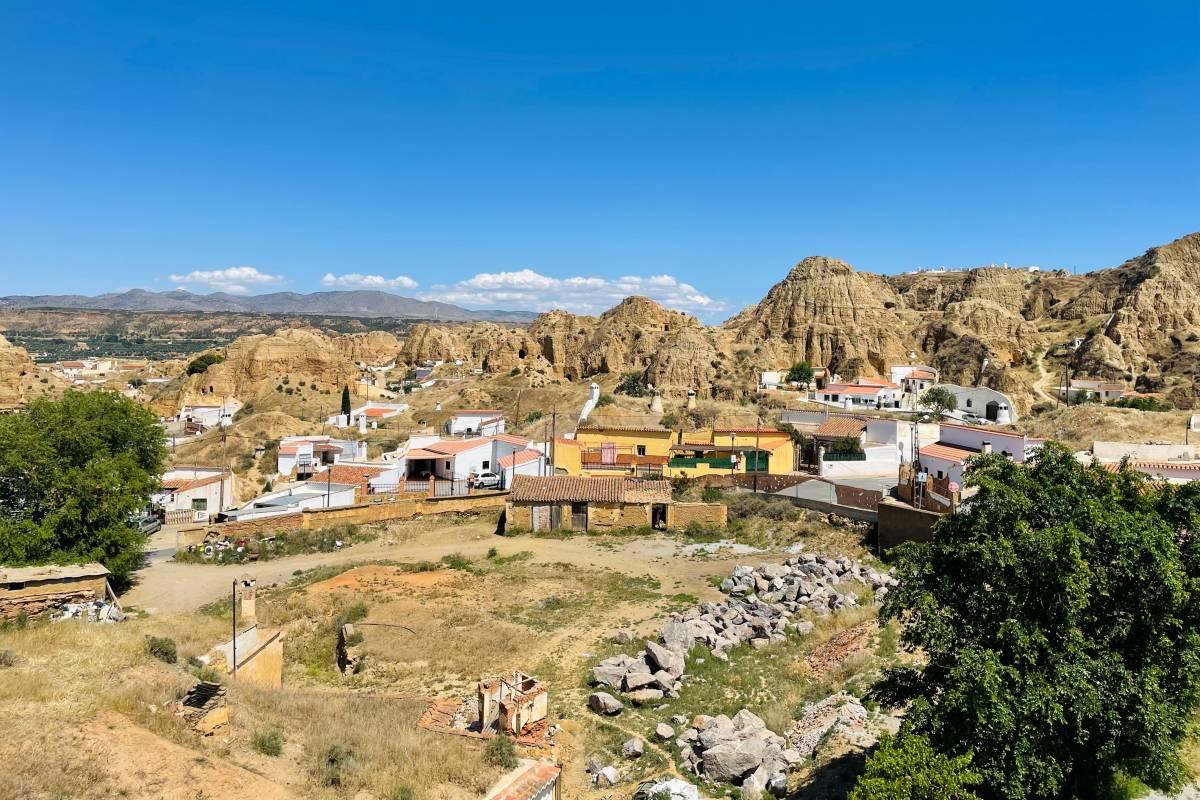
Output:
472,471,502,490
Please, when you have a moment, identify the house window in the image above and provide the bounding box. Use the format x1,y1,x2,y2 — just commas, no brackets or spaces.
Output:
966,399,973,408
445,461,451,470
192,498,208,511
482,460,490,470
936,470,944,480
830,394,839,402
636,445,646,457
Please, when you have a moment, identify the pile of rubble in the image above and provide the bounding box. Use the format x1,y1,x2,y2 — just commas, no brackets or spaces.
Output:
786,692,871,759
174,681,228,735
676,709,801,798
590,638,686,704
53,599,124,623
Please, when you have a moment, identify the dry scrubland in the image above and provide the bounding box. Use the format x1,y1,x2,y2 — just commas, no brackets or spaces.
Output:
0,499,897,799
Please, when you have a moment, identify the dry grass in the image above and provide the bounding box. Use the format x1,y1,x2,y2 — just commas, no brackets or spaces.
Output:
230,684,500,799
1019,404,1194,451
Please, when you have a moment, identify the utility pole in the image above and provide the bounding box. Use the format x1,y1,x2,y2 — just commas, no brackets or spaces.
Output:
551,406,557,475
753,415,762,494
230,579,238,678
326,464,332,508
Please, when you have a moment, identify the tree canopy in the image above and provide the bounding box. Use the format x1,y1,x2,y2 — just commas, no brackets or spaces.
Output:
341,384,352,416
185,351,225,375
615,371,647,397
850,733,981,800
786,361,815,385
875,444,1200,799
0,391,166,584
918,386,958,416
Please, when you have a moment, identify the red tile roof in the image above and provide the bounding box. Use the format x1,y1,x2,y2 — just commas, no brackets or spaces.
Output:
814,418,867,438
498,450,543,469
161,471,229,493
713,427,786,435
509,475,671,504
425,438,494,455
919,442,981,465
308,465,389,484
485,761,560,800
576,423,671,433
362,407,395,417
909,369,936,379
493,433,532,447
940,422,1024,439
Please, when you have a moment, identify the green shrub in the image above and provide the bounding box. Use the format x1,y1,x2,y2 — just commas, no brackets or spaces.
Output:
524,410,544,424
0,649,16,667
596,393,616,407
251,728,284,757
486,546,499,559
1107,396,1171,412
615,371,647,397
385,785,416,800
338,602,369,626
145,635,177,664
485,733,518,769
441,552,471,571
659,412,679,429
185,352,225,375
701,486,724,503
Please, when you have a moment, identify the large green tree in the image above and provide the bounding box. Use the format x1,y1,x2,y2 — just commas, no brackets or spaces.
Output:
786,361,815,386
0,391,166,584
918,386,958,417
876,445,1200,799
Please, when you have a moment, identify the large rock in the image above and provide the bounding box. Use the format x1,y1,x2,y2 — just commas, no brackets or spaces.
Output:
623,737,645,759
588,692,624,715
701,737,767,782
645,640,685,678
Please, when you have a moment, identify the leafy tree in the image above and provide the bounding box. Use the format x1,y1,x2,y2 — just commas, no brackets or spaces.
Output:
919,386,958,417
875,445,1200,799
828,435,863,454
1107,396,1171,412
785,361,815,386
616,371,647,397
341,385,352,416
185,351,225,375
0,391,166,585
850,733,981,800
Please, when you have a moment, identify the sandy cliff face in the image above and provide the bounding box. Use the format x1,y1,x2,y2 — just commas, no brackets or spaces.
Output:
180,328,401,401
0,335,34,408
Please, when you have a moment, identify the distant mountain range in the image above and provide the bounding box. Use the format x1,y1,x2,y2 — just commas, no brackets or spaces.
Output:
0,288,537,322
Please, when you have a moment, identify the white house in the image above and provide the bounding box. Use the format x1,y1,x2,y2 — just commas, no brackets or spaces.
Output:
917,423,1037,485
889,365,939,399
815,379,902,410
400,433,546,486
223,482,360,522
305,462,401,493
1103,461,1200,484
154,467,235,523
276,435,368,478
935,384,1018,424
326,401,409,429
179,399,242,430
1058,378,1126,403
448,409,507,436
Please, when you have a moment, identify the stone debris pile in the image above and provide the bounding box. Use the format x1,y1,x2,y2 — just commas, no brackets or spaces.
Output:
786,692,870,759
590,639,686,704
676,709,801,798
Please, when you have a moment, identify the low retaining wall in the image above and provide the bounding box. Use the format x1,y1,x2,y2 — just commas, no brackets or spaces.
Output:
877,497,942,553
667,502,728,528
181,492,508,542
696,473,816,493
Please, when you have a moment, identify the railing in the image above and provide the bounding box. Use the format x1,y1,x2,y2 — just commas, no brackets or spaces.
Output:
434,479,471,497
669,456,730,468
822,451,867,462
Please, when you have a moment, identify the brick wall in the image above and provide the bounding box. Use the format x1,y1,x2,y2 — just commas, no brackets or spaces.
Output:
697,473,816,493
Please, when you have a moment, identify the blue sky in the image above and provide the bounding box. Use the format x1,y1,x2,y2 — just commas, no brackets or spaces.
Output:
1,2,1198,319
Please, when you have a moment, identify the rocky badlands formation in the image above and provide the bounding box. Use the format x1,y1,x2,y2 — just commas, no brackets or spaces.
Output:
0,335,36,409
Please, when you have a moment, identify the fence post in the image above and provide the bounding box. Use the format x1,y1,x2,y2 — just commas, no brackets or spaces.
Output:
427,476,435,497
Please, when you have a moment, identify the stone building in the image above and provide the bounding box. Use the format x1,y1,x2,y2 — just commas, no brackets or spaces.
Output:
505,475,725,532
0,563,116,620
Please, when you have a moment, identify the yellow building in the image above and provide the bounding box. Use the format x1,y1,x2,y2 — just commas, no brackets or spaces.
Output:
571,424,673,477
665,426,795,478
558,424,796,479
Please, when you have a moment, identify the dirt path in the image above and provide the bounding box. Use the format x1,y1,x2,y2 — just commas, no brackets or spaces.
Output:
122,519,742,614
1033,351,1058,406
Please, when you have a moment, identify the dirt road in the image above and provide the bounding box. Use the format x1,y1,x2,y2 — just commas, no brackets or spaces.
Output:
122,519,745,614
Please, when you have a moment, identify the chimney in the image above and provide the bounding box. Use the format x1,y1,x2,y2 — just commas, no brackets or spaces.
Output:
981,440,992,455
237,575,257,624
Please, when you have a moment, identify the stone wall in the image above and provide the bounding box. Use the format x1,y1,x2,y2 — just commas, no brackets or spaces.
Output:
0,575,110,620
877,497,941,552
667,502,728,529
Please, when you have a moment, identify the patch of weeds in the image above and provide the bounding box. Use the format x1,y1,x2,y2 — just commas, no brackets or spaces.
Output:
145,635,178,664
338,602,369,626
384,785,416,800
440,552,472,571
485,734,518,769
0,649,16,667
316,743,355,787
251,728,284,757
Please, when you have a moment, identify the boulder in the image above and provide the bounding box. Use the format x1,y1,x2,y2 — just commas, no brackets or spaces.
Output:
588,692,624,715
596,765,620,788
656,722,676,740
624,671,658,691
662,620,696,654
627,688,665,705
645,640,685,677
701,737,767,781
623,738,645,759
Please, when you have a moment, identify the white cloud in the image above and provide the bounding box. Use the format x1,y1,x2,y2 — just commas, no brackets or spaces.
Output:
320,272,419,291
168,266,284,294
419,269,726,316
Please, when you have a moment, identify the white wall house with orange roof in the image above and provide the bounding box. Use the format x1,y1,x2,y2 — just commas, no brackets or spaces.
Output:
917,423,1037,485
814,379,902,410
448,409,507,436
326,401,409,429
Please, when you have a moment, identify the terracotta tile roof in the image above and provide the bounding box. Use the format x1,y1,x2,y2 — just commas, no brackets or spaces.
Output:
494,433,532,447
919,442,981,465
580,452,670,467
713,426,785,434
552,437,580,448
308,464,389,484
822,383,888,396
278,445,302,455
509,475,671,504
162,471,228,493
576,423,671,434
1109,460,1200,473
485,761,560,800
940,422,1025,439
498,450,543,469
425,437,494,455
405,448,443,459
909,369,936,379
814,418,867,438
361,407,394,417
